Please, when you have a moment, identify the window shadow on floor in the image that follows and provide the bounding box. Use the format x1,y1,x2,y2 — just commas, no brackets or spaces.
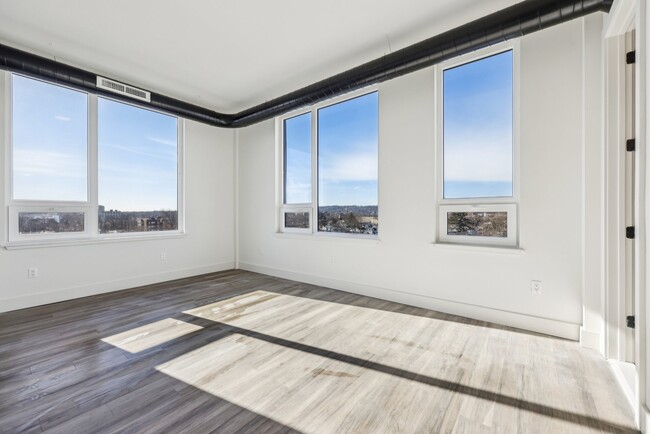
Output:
154,313,638,434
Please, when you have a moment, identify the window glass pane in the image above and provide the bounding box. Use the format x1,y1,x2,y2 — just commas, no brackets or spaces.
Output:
318,92,378,235
443,51,513,199
98,99,178,234
284,212,309,229
447,211,507,237
12,75,88,201
19,212,84,234
284,113,311,204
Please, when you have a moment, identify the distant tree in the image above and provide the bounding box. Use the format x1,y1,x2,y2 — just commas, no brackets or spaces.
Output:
447,212,473,234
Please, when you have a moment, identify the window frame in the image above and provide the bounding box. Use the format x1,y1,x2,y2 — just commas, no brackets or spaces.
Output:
9,205,91,241
435,42,520,247
4,72,185,246
277,87,380,238
438,203,517,246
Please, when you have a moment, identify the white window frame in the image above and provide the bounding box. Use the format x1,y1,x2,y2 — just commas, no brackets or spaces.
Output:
438,203,517,246
277,87,379,238
435,42,520,247
4,72,185,246
281,207,312,234
9,205,90,241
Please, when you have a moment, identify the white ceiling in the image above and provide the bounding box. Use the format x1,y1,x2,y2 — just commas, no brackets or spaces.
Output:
0,0,521,113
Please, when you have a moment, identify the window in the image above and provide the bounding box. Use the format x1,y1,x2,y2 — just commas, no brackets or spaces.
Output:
11,75,88,202
438,48,517,246
280,90,378,236
283,112,311,204
98,98,179,234
7,74,183,244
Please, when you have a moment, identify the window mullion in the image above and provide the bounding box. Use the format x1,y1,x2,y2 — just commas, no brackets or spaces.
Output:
88,93,99,236
311,107,318,234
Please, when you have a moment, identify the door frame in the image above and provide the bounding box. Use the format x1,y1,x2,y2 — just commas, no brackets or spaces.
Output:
604,0,647,427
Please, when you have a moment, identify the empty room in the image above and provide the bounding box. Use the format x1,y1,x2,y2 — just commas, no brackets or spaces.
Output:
0,0,648,432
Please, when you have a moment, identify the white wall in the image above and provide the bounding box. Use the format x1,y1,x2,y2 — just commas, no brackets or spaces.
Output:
0,83,236,312
237,18,601,340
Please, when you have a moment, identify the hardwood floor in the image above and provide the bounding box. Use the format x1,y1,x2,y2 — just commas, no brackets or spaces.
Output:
0,270,637,433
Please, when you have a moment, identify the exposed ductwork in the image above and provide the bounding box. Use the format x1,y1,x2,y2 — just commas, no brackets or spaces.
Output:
0,0,613,129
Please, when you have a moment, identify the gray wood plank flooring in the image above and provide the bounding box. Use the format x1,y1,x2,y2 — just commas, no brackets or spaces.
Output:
0,270,638,433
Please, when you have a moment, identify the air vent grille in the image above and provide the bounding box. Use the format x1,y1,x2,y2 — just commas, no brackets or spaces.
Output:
96,76,150,102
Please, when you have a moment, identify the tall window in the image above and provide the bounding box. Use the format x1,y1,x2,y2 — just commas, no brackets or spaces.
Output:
8,74,182,243
438,49,517,246
98,98,178,234
12,75,88,202
283,112,311,204
280,90,379,236
318,93,378,235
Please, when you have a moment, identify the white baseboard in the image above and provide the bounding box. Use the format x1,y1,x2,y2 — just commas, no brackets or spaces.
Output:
0,261,235,313
579,327,603,353
239,262,581,340
610,360,639,424
641,404,650,434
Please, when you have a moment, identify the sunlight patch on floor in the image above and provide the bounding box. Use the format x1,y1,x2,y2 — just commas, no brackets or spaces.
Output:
155,332,398,433
102,318,202,353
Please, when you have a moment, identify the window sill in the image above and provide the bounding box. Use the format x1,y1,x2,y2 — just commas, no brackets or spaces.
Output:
274,231,380,243
3,232,186,250
431,242,524,255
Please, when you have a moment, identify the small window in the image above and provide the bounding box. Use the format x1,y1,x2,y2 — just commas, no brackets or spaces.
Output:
438,204,516,246
9,206,89,241
19,211,85,234
281,208,312,233
438,48,517,247
98,98,179,234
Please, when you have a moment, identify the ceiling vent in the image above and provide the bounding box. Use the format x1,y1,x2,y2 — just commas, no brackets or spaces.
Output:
96,76,150,102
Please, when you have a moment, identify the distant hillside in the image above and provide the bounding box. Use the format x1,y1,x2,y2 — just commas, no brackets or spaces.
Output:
318,205,378,216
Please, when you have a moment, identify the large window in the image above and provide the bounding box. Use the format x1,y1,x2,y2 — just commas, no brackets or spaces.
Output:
7,74,182,244
98,98,178,234
280,90,378,236
438,48,517,246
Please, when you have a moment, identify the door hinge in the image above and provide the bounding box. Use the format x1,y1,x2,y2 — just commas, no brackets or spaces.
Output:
627,50,636,64
627,139,636,152
626,226,635,239
627,315,636,329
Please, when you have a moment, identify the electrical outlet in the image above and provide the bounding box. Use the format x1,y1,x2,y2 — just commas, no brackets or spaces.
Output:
531,280,542,295
27,267,38,279
160,252,167,261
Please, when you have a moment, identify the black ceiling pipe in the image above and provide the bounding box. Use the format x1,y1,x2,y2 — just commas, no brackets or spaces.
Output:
0,0,612,129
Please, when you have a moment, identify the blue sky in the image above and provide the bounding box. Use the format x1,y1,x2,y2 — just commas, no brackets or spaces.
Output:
284,112,311,204
443,50,513,199
12,75,88,201
12,75,177,211
284,92,379,207
98,99,177,211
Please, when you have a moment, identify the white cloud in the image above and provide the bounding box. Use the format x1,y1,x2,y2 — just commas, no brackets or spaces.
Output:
105,143,176,161
147,136,176,147
444,138,512,182
13,149,85,178
319,152,377,182
54,115,71,122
